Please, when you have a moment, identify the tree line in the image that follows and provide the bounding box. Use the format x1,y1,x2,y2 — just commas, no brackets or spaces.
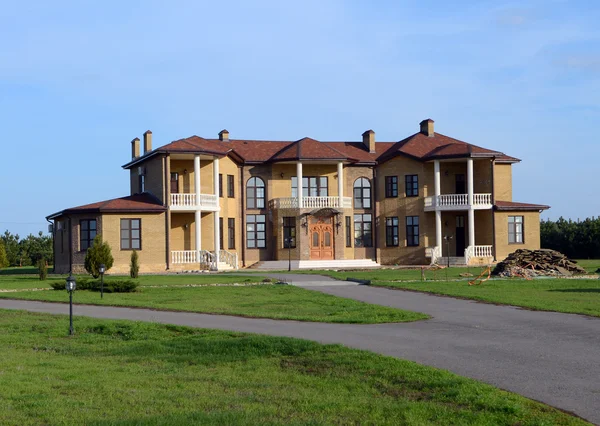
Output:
0,230,53,268
541,216,600,259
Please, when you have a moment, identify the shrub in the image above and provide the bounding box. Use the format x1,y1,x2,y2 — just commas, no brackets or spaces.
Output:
130,250,139,278
50,278,138,293
37,259,48,280
84,235,114,278
0,240,8,269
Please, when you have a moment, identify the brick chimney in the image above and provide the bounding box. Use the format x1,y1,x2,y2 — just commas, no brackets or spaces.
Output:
131,137,140,159
219,129,229,141
420,119,434,137
143,130,153,153
362,130,376,153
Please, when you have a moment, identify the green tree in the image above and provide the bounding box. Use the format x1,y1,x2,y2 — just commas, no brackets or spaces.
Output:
84,235,114,278
37,259,48,280
130,250,139,278
0,239,9,269
1,231,21,267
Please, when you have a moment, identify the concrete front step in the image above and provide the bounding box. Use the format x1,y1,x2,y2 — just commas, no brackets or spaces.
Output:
251,259,380,270
436,257,467,266
217,262,235,271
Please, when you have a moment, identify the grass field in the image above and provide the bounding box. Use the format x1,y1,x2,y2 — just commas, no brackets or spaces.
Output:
575,259,600,273
0,310,589,426
372,278,600,317
0,281,426,324
0,274,268,291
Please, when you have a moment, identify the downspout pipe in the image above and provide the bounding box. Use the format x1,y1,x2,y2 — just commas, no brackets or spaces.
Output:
46,217,54,272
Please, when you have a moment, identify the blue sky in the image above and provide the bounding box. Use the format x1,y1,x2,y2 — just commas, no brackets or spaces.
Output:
1,0,598,237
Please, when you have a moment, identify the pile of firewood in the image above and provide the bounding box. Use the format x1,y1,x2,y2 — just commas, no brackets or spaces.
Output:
492,249,587,278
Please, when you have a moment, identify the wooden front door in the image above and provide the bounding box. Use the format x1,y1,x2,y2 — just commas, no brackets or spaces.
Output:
309,223,334,260
456,215,466,257
455,174,466,194
170,172,179,194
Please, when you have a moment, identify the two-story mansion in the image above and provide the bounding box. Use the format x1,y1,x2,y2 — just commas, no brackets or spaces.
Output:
48,119,549,273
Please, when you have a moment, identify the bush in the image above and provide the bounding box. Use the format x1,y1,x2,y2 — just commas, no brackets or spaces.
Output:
84,235,114,278
37,259,48,280
0,240,8,269
50,278,138,293
130,250,139,278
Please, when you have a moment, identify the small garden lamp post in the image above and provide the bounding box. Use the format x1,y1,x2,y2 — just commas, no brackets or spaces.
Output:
285,237,293,271
443,235,453,281
99,264,106,299
65,274,76,336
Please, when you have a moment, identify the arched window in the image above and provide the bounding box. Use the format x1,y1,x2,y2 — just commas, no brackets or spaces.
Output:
246,177,265,209
353,178,371,209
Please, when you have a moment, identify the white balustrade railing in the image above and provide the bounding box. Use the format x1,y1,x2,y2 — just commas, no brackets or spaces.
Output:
270,196,352,209
473,193,492,205
424,193,492,210
219,250,239,269
465,245,493,264
171,193,218,209
171,250,216,270
426,246,442,265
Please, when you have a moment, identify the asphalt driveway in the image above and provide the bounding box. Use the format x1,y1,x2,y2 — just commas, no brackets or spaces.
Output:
1,276,598,424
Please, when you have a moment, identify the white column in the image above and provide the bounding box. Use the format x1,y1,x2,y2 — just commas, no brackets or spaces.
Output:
467,158,475,250
195,210,201,257
296,161,303,208
194,155,201,258
434,160,442,254
337,162,343,207
213,158,220,266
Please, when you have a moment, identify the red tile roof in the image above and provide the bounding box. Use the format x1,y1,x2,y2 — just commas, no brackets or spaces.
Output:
123,126,521,167
495,200,550,211
47,193,166,219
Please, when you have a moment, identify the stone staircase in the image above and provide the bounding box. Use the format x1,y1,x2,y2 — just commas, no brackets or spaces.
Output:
250,259,380,270
435,257,467,266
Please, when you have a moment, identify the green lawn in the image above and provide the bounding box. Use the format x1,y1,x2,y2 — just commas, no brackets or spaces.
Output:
0,274,267,291
258,266,476,282
0,310,589,426
574,259,600,273
372,278,600,317
0,284,426,324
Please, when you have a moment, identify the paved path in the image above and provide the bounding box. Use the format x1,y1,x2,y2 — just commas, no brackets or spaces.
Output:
1,275,599,424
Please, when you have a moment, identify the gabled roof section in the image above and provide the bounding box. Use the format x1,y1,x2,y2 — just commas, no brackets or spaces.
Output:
495,200,550,211
269,137,351,162
377,132,519,163
123,136,232,169
47,193,166,219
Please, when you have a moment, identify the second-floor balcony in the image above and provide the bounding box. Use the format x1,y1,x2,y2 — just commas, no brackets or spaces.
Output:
171,193,218,211
269,196,352,209
424,193,492,211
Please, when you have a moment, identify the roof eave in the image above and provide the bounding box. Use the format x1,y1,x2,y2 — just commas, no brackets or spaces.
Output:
494,205,550,212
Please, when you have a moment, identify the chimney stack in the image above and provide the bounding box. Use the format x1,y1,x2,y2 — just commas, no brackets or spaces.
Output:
143,130,153,153
218,129,230,141
362,130,376,153
131,137,140,159
420,119,434,137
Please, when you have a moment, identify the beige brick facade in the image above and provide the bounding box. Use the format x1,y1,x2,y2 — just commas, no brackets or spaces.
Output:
50,125,546,272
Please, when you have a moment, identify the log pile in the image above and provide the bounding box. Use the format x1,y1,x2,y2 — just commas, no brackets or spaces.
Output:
492,249,587,278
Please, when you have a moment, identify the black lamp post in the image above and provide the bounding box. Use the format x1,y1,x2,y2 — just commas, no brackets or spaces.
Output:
285,237,293,271
99,264,106,299
443,235,453,282
65,274,76,336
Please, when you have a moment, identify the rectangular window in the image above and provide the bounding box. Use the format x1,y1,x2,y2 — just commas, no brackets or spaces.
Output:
227,175,235,198
246,214,266,249
345,216,351,247
283,217,296,248
139,174,145,193
406,216,419,246
228,218,235,249
405,175,418,197
291,176,328,197
120,218,141,250
386,217,399,247
508,216,524,244
219,174,223,198
79,219,97,251
219,217,224,250
354,214,372,247
385,176,398,198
